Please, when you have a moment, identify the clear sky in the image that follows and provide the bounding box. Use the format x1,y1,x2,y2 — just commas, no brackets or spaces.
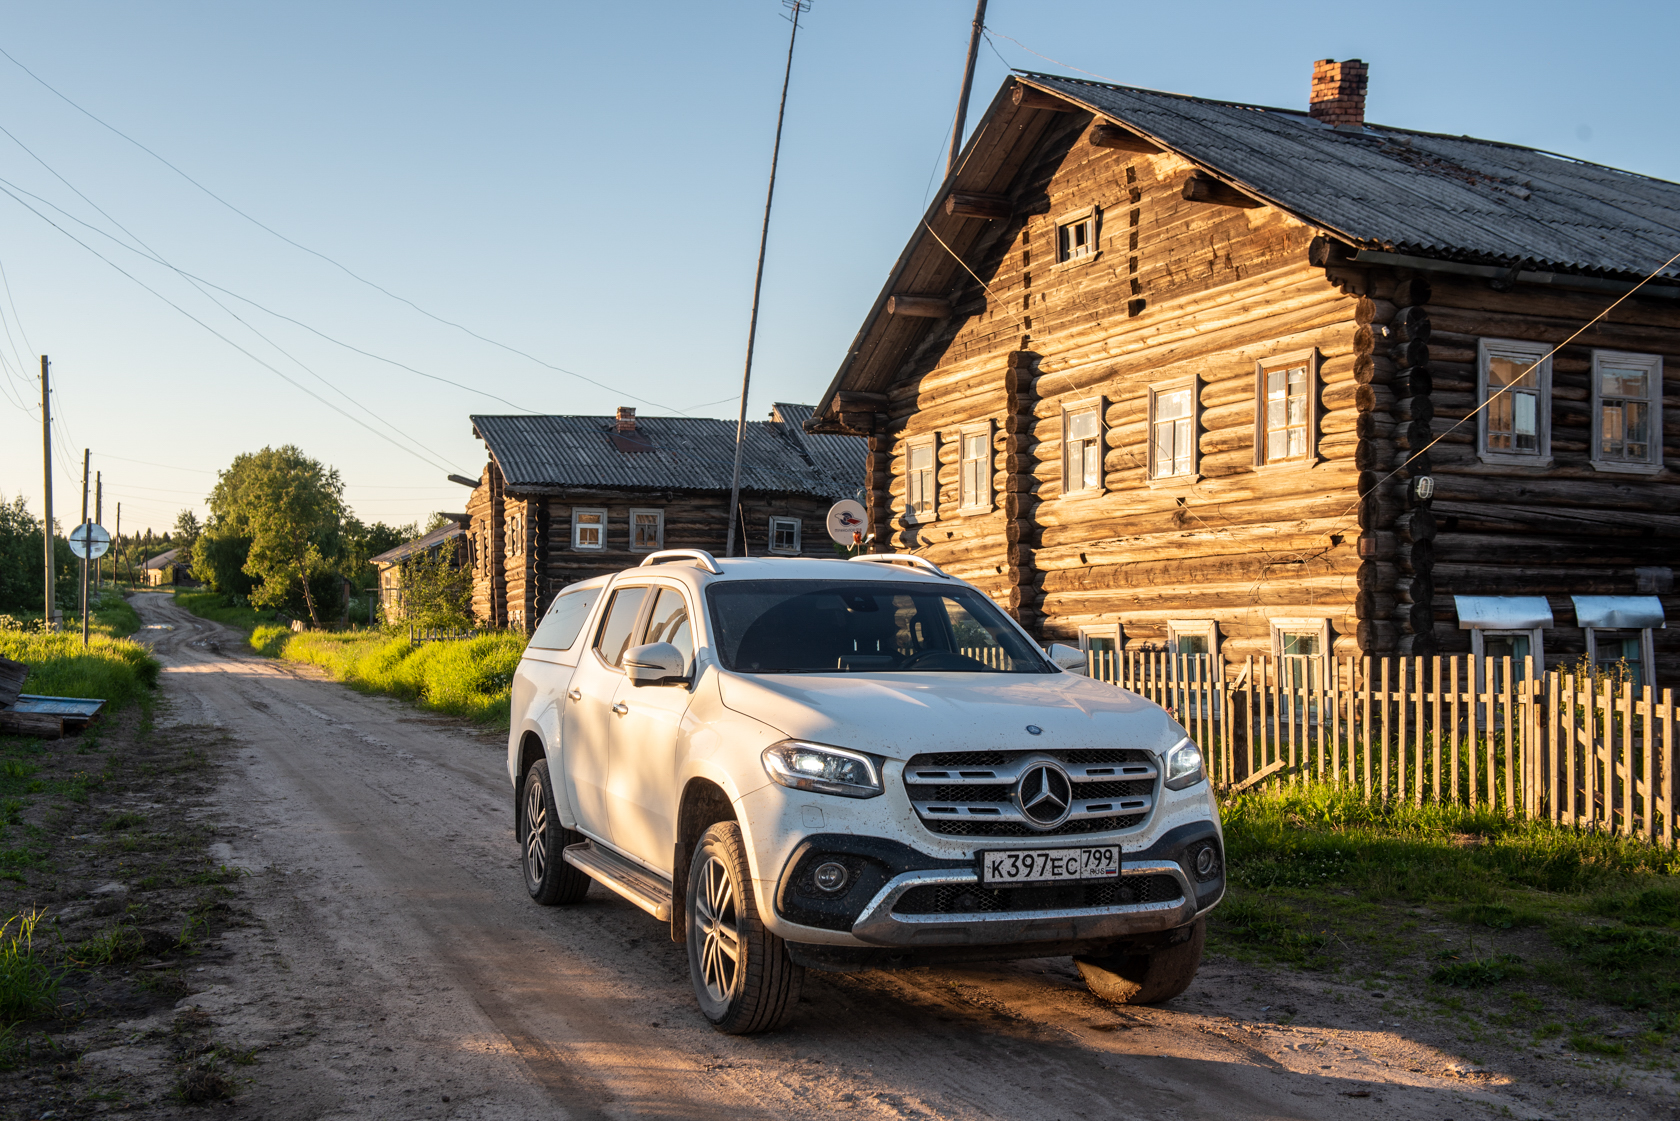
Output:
0,0,1675,538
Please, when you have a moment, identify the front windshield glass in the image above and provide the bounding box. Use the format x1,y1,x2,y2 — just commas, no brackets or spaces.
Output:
706,580,1054,674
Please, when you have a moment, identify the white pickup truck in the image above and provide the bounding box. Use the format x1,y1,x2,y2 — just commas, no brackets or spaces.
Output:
507,550,1224,1033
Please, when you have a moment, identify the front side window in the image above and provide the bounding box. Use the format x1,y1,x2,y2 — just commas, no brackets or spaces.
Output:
959,425,992,511
1259,357,1312,463
594,586,650,667
629,508,664,552
1150,384,1195,479
769,516,801,554
572,508,605,550
1479,339,1551,463
1064,406,1102,495
643,587,695,671
905,439,936,522
706,580,1053,674
1592,351,1662,473
528,585,602,651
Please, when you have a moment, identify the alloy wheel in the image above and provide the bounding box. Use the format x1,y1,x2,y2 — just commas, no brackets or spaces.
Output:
695,855,741,1005
524,777,548,884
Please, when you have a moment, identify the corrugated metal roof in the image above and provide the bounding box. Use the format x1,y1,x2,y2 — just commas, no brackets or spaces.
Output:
369,521,464,567
142,549,181,570
471,407,863,499
1024,73,1680,280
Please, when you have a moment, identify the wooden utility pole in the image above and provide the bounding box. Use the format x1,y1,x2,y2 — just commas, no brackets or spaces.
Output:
948,0,989,178
114,502,121,589
95,471,103,589
725,0,808,558
80,449,90,646
40,356,55,630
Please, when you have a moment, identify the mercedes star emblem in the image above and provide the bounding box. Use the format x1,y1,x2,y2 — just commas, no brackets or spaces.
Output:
1025,725,1042,735
1015,761,1073,829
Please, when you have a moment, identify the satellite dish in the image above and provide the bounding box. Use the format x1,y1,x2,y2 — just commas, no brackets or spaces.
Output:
68,522,111,560
825,500,867,546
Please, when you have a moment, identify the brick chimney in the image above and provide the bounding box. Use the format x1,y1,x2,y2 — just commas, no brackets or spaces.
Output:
615,406,637,432
1309,58,1368,130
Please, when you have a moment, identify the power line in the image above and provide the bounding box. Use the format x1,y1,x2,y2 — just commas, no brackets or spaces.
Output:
0,43,698,416
0,183,460,475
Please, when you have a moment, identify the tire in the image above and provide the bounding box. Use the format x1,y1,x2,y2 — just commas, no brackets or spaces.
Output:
685,821,803,1034
1075,919,1205,1005
520,758,590,906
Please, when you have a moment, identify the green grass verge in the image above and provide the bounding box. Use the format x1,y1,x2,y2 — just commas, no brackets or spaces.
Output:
1212,781,1680,1034
171,590,281,633
249,625,524,726
0,588,143,640
0,627,159,711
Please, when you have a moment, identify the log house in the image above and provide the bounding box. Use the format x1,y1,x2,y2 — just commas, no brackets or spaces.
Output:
462,404,864,632
807,62,1680,685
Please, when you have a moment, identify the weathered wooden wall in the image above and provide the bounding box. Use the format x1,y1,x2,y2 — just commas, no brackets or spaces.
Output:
466,463,505,628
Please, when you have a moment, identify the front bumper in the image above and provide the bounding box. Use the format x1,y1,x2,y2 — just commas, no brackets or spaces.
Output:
771,822,1224,949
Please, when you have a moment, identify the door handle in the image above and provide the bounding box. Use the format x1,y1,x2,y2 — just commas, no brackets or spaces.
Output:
567,689,582,702
611,702,629,716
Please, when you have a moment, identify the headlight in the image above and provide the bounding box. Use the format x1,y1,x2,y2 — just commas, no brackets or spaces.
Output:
762,741,883,799
1163,737,1205,791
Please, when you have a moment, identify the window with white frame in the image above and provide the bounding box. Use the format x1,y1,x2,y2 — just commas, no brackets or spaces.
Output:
1586,629,1653,689
1063,402,1104,496
1270,618,1330,690
769,516,801,554
905,437,937,523
1078,624,1122,676
628,508,664,552
1256,351,1316,465
1057,208,1097,263
958,422,993,513
571,508,606,550
1168,620,1218,682
1472,628,1544,691
1478,339,1552,464
1149,381,1196,480
1591,350,1663,474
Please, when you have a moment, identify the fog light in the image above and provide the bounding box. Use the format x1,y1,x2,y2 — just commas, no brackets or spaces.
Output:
1195,846,1218,877
812,861,850,893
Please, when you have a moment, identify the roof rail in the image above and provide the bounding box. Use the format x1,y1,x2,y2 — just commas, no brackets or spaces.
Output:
849,554,949,578
639,549,723,575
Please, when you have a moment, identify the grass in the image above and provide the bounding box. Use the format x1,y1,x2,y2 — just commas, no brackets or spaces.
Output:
0,587,143,640
250,625,525,725
0,912,60,1024
0,624,159,711
1212,781,1680,1024
170,590,281,633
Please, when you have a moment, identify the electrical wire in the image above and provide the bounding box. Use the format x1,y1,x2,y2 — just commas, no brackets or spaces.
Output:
0,44,698,416
0,183,459,475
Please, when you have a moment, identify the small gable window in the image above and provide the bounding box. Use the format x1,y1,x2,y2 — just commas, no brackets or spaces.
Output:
958,421,993,513
905,436,938,523
1057,208,1098,263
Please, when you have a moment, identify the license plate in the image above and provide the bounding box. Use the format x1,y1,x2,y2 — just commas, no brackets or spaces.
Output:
979,846,1120,884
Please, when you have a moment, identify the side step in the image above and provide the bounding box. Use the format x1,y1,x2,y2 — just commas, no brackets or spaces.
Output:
563,841,673,921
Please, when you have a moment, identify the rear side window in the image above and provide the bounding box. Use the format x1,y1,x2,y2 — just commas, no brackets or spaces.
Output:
527,587,601,651
594,586,651,668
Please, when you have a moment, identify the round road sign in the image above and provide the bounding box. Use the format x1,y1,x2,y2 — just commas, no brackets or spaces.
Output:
68,522,110,560
825,500,867,546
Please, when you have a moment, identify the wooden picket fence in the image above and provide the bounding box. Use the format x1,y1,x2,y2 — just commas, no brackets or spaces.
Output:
408,626,478,645
1087,650,1677,846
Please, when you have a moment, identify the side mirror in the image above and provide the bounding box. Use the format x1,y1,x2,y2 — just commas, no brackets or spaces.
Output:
625,642,689,687
1047,642,1088,675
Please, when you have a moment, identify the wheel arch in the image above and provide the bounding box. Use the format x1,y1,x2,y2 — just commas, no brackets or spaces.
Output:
513,730,547,838
671,777,737,943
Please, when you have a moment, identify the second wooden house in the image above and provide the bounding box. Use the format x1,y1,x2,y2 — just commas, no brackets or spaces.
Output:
460,404,864,632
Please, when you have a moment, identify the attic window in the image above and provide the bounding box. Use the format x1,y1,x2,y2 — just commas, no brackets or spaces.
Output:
1057,207,1098,263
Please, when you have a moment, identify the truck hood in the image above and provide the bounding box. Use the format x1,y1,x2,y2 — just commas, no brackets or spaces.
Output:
716,670,1184,760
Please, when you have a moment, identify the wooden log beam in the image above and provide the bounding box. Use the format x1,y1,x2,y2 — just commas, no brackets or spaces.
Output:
835,390,888,408
0,655,24,708
1012,85,1078,111
944,192,1012,219
1088,123,1160,153
0,710,61,738
887,295,952,318
1182,172,1262,209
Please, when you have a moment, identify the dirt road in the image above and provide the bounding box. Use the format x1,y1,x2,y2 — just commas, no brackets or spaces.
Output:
110,592,1622,1120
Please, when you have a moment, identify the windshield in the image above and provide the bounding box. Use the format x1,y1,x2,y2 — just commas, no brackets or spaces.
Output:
706,580,1054,674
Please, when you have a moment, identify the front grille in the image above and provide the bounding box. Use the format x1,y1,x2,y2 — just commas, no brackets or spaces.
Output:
903,748,1158,837
894,874,1183,915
